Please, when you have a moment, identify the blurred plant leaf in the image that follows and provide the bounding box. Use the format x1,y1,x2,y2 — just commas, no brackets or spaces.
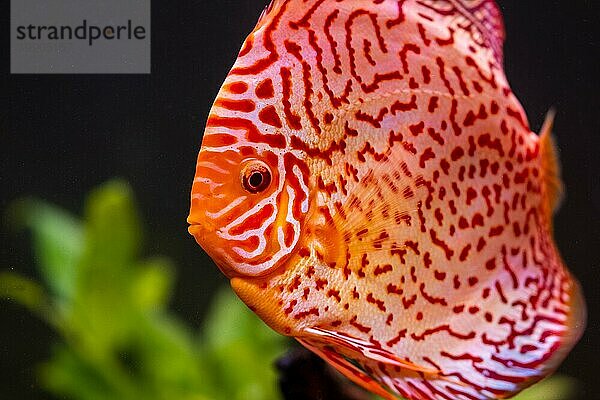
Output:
81,180,141,270
0,271,54,324
203,288,288,400
54,182,137,357
132,257,174,311
39,345,123,400
512,375,580,400
7,198,83,302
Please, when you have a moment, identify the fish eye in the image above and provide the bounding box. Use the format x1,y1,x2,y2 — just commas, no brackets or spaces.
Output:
241,160,271,193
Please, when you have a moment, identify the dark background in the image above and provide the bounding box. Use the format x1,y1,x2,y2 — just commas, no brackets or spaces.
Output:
1,1,598,398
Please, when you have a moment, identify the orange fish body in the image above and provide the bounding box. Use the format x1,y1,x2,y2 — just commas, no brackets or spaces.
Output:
188,1,585,399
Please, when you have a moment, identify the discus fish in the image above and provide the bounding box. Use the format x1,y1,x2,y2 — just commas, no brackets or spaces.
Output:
188,1,585,399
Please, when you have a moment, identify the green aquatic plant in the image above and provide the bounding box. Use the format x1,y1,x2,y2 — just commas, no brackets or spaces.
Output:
0,180,580,400
1,180,286,400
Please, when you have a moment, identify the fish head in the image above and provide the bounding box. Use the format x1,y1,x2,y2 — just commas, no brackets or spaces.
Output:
187,0,334,335
188,129,312,279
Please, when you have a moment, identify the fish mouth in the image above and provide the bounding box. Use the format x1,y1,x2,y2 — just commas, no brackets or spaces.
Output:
187,212,214,247
187,211,221,236
188,211,212,229
188,219,221,246
187,222,204,240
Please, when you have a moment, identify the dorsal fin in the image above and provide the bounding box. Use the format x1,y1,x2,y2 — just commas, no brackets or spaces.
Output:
540,109,565,219
258,0,286,23
449,0,506,62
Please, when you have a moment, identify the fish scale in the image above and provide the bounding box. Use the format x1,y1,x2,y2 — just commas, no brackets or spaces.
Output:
188,1,585,399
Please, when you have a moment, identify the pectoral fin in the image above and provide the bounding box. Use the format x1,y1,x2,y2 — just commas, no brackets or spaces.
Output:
539,109,565,220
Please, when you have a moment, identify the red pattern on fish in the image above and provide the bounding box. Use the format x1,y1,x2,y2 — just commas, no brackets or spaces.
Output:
188,1,585,399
